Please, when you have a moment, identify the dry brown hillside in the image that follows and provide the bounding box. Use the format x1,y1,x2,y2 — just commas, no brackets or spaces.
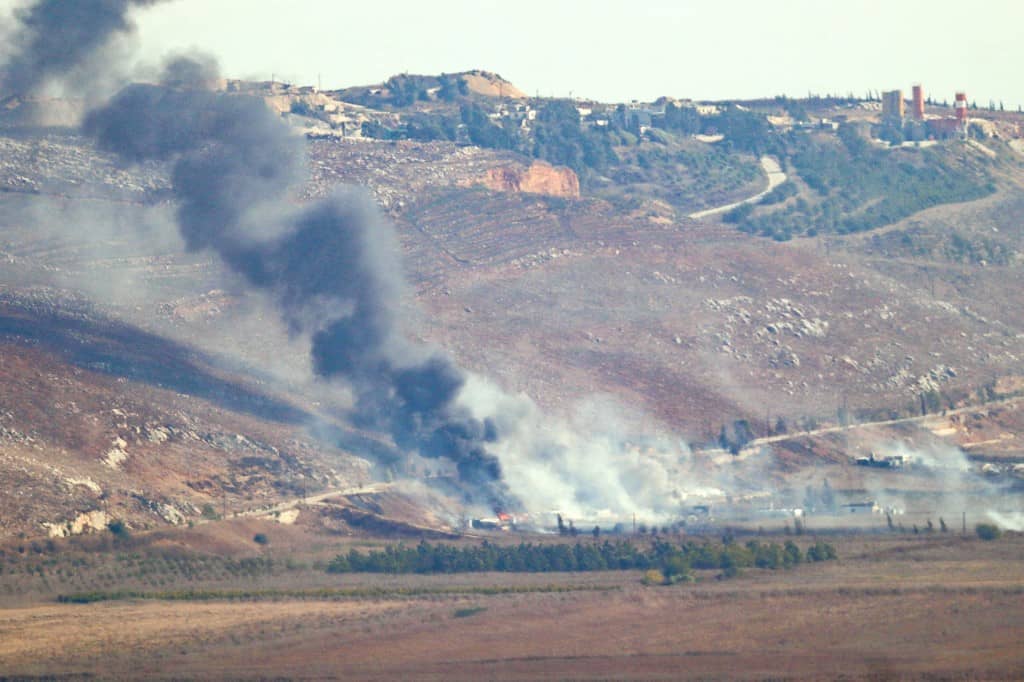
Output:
461,69,527,99
1,99,1024,538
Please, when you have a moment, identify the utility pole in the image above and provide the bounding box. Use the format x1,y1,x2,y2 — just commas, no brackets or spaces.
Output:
962,511,967,536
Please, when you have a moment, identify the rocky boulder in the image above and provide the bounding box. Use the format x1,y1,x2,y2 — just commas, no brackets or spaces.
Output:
480,160,580,198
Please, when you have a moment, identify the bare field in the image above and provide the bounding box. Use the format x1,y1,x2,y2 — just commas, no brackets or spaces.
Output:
0,531,1021,680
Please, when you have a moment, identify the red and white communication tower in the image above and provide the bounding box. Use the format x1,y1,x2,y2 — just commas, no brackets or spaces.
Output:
954,92,968,136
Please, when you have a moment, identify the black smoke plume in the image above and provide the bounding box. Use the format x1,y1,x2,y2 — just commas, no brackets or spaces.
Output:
0,0,169,98
83,58,510,506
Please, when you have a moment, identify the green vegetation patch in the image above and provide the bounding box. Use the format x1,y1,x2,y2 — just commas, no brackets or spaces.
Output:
729,128,996,240
326,539,837,579
975,523,1002,541
605,139,761,212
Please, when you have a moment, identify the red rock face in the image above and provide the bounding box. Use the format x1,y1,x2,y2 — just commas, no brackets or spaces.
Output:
482,161,579,198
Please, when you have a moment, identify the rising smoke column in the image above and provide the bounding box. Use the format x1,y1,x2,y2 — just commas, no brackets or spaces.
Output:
82,59,509,506
1,1,718,525
0,0,168,98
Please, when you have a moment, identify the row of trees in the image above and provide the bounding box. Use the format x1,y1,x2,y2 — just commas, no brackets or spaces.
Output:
361,100,619,184
325,538,837,577
343,74,470,108
650,103,777,156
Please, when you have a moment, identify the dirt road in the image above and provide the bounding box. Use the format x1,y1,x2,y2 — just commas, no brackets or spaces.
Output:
221,482,391,522
703,395,1024,464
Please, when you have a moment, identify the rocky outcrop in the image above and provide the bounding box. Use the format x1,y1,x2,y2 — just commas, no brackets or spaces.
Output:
480,161,580,199
43,509,110,538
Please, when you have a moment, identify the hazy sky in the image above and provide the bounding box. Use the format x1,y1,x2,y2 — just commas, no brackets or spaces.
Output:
7,0,1024,107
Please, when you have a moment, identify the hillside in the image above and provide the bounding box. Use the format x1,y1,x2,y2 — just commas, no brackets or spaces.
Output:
1,84,1024,539
0,286,385,534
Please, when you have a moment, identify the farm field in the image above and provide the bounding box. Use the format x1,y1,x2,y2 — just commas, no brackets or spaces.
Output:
0,525,1021,680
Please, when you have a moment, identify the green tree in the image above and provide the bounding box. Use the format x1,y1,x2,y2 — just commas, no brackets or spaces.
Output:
711,105,772,155
719,552,740,578
821,478,836,512
532,99,616,178
719,419,754,454
660,102,701,135
460,104,516,150
783,540,803,567
660,555,691,583
976,523,1002,541
803,485,818,512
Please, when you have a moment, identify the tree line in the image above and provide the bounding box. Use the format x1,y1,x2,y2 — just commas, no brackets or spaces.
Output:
325,538,837,578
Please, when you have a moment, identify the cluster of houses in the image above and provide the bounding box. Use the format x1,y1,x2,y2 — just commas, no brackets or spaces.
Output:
476,97,724,136
239,74,1011,152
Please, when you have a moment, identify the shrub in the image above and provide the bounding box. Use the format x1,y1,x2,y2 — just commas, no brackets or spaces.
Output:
453,606,487,618
719,561,740,579
783,540,803,567
976,523,1002,541
806,541,838,562
642,569,667,586
289,99,316,117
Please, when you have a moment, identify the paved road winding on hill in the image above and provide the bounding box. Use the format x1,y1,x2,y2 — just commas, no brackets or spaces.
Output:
688,156,787,220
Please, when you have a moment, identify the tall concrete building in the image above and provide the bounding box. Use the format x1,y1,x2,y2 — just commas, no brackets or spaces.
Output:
911,84,925,120
882,90,905,122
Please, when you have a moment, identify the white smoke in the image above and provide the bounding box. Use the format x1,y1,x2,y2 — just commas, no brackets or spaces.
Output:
883,440,971,472
459,374,721,523
986,511,1024,532
865,439,1022,531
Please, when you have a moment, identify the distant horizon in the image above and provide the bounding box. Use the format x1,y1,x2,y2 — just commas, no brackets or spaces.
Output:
245,71,1021,112
174,64,1024,113
15,68,1022,114
2,0,1022,109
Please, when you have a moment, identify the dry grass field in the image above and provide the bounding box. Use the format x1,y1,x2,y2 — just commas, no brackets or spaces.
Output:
0,527,1021,680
